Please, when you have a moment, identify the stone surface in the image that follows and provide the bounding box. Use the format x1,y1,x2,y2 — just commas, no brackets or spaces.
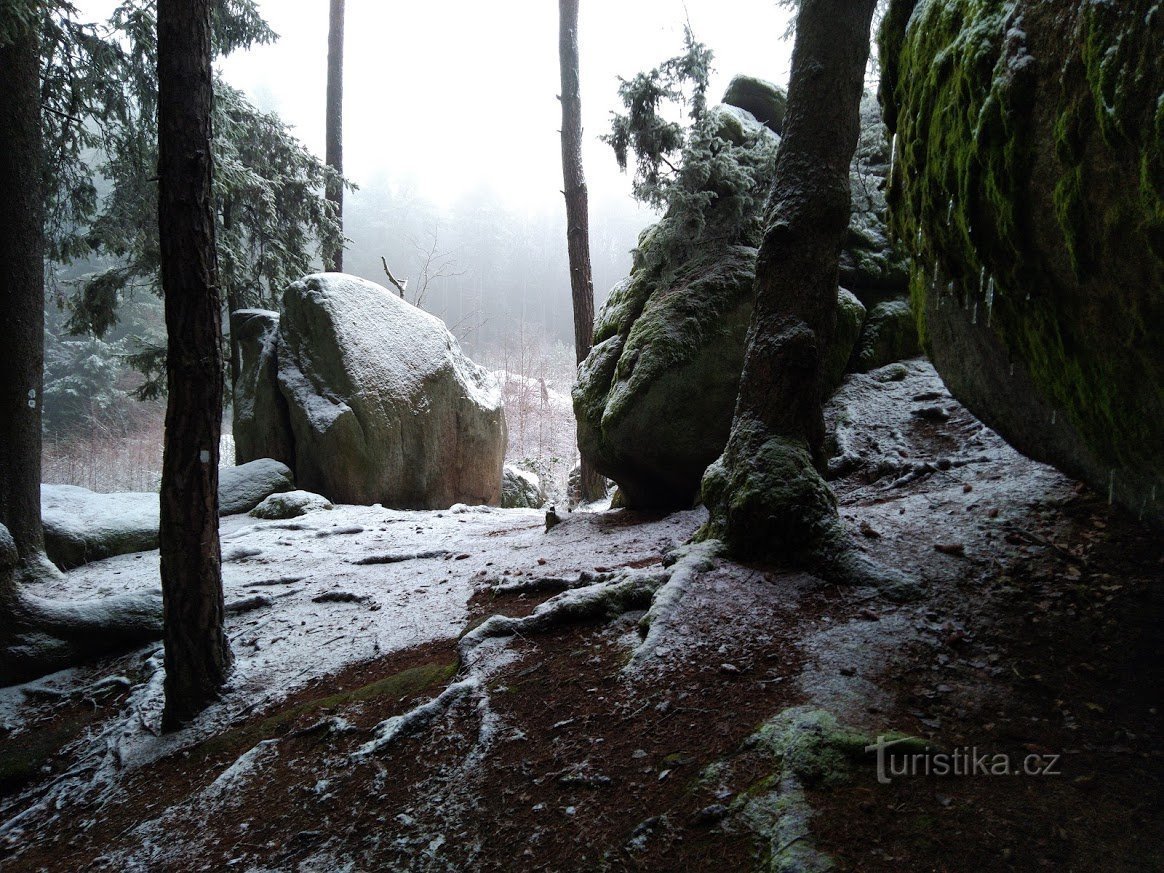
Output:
249,489,333,520
721,74,787,135
501,465,545,509
41,485,159,570
232,309,294,469
218,458,295,515
852,298,921,373
880,0,1163,523
275,273,506,508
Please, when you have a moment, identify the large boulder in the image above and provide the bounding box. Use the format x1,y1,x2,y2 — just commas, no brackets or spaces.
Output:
722,75,787,135
218,458,295,515
501,465,545,509
41,459,294,569
852,298,921,373
575,86,906,509
256,273,506,508
880,0,1163,524
249,489,333,520
232,309,295,469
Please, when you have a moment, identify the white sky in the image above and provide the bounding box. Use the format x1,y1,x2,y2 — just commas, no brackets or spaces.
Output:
214,1,797,209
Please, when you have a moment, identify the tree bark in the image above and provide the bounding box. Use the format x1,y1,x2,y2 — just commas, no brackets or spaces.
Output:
324,0,345,272
157,0,232,729
700,0,912,594
559,0,604,503
0,20,46,582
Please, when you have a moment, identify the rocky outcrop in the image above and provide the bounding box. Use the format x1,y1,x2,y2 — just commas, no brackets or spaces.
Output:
40,459,292,569
575,85,914,509
501,465,545,509
880,0,1163,524
721,75,787,135
235,273,506,509
232,309,294,470
249,489,333,519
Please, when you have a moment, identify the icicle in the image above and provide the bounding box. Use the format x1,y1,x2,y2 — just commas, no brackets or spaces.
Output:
1009,363,1015,376
1051,410,1057,425
979,266,986,298
971,301,978,325
986,276,995,326
947,198,955,226
1108,470,1115,505
889,133,898,180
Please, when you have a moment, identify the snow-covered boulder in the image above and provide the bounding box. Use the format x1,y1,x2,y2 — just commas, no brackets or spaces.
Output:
501,465,544,509
231,309,295,469
249,489,333,519
721,74,787,135
273,273,506,508
218,458,295,515
41,459,293,569
41,485,159,570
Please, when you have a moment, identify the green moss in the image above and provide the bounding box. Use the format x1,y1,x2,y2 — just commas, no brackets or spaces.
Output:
195,661,456,760
880,0,1164,476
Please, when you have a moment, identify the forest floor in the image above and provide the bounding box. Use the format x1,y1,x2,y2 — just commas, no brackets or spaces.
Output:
1,360,1160,872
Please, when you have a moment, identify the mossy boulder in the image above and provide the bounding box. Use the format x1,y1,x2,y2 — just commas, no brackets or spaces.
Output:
722,74,787,135
575,87,907,509
238,274,507,509
880,0,1164,524
501,465,544,509
852,298,921,373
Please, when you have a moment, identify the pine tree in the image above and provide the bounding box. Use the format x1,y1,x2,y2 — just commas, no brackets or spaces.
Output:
156,0,232,728
324,0,345,272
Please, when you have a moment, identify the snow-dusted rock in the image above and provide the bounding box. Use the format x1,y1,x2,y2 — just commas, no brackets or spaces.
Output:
249,489,333,519
501,465,544,509
218,458,295,515
42,484,160,570
231,309,294,469
42,459,293,570
276,273,506,508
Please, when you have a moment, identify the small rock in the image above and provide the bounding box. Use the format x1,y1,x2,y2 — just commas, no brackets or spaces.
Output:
693,804,729,825
719,663,741,675
912,405,951,422
859,520,881,539
934,542,966,557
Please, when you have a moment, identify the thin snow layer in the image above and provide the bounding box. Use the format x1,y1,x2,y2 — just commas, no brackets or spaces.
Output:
0,501,703,850
41,484,158,541
290,273,502,415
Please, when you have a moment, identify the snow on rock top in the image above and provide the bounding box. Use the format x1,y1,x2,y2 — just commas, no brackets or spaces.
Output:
267,273,507,509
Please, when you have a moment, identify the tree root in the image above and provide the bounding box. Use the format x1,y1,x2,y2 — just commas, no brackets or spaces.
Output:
353,676,482,759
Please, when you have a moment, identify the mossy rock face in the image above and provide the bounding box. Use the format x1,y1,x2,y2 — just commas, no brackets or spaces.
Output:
722,74,788,135
880,0,1164,524
575,90,903,510
853,298,921,373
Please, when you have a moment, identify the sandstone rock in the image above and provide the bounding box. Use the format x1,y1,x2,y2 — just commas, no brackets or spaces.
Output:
721,74,787,135
275,273,506,508
880,0,1163,523
852,298,921,373
232,309,294,469
501,465,545,509
249,489,333,519
218,458,295,515
41,485,158,570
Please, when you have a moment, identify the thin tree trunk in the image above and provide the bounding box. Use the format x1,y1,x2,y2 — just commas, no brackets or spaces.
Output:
0,21,46,582
701,0,910,594
157,0,232,729
559,0,604,503
324,0,345,272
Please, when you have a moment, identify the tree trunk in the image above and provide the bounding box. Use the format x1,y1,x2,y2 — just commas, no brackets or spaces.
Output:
0,20,46,582
324,0,345,272
559,0,604,503
700,0,912,594
157,0,232,729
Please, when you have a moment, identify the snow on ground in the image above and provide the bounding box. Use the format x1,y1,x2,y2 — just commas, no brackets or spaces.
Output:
0,501,702,846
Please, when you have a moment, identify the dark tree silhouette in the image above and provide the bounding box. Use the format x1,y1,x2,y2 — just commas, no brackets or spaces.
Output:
558,0,604,502
0,12,47,575
700,0,913,595
157,0,232,728
325,0,345,271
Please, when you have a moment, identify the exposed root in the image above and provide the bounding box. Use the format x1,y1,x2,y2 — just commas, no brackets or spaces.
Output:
624,542,721,673
476,568,615,596
353,676,482,759
459,571,670,663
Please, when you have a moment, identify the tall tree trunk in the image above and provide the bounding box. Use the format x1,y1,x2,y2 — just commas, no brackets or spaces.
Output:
559,0,604,503
0,19,46,582
324,0,345,272
700,0,912,594
157,0,232,729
